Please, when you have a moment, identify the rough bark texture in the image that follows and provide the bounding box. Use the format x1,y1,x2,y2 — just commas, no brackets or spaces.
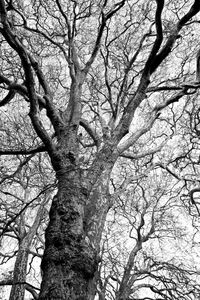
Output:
39,145,116,300
39,177,97,299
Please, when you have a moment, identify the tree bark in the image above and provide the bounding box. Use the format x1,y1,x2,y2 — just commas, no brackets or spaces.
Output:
9,246,29,300
39,136,118,300
9,202,45,300
39,174,98,300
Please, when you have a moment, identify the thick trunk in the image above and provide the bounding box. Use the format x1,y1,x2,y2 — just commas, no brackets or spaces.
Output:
39,172,99,300
39,87,118,299
39,142,117,299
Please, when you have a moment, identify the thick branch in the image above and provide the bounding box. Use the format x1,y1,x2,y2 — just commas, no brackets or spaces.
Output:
189,188,200,216
147,85,182,92
150,0,200,74
0,75,46,107
0,90,15,106
0,145,46,155
196,48,200,82
142,0,164,76
80,118,101,147
0,0,56,157
117,114,157,154
153,84,199,114
121,145,164,160
117,1,197,143
28,54,63,134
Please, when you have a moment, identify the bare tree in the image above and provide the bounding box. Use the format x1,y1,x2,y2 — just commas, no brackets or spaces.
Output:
0,0,200,299
98,161,200,299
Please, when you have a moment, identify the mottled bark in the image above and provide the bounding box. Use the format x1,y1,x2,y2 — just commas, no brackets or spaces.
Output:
39,136,118,300
39,174,98,300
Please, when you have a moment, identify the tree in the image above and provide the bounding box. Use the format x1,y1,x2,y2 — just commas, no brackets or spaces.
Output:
0,120,55,299
0,0,200,299
98,160,200,299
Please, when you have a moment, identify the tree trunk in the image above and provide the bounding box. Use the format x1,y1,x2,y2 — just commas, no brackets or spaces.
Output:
9,203,45,300
39,173,99,300
115,244,142,300
9,245,29,300
39,138,117,300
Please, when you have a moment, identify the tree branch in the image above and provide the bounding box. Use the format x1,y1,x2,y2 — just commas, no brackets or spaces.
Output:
117,114,157,154
0,279,39,299
147,85,182,92
121,145,164,160
0,144,46,155
189,187,200,215
109,0,200,143
28,54,63,134
80,118,101,148
142,0,164,77
0,74,46,107
0,90,15,106
0,154,35,185
0,0,56,157
0,184,55,238
83,0,126,74
150,0,200,74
